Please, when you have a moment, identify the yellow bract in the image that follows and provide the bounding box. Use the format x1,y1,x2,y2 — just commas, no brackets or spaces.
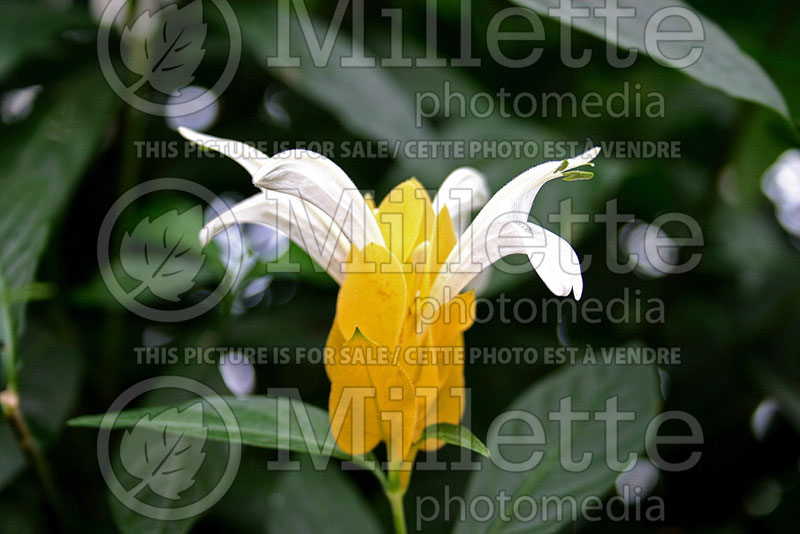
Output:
326,179,475,480
376,178,434,262
335,243,406,348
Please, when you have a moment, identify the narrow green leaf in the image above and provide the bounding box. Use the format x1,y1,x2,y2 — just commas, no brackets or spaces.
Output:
415,423,489,458
70,395,341,454
0,68,117,342
73,395,389,527
0,68,113,491
513,0,790,120
69,395,381,473
5,283,56,304
234,1,435,143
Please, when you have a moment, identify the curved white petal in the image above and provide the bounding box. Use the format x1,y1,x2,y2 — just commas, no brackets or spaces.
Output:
179,127,385,250
433,167,490,235
178,127,268,176
524,224,584,300
430,217,582,303
254,153,385,249
201,192,351,284
430,148,598,305
471,147,599,236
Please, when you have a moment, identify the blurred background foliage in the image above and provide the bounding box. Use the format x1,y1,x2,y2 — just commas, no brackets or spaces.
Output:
0,0,799,532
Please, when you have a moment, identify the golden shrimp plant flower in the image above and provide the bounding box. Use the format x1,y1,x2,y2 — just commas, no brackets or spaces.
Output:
180,127,598,483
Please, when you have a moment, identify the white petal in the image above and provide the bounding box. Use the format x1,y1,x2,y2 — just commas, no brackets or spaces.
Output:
471,147,599,237
430,217,582,303
178,127,268,176
433,167,490,235
178,127,384,250
431,148,598,304
201,192,351,284
527,224,584,300
253,152,385,249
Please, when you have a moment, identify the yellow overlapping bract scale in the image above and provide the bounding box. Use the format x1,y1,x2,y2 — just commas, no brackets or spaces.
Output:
428,205,458,281
376,179,435,263
431,290,476,345
367,352,418,462
324,316,346,383
419,291,474,451
425,347,466,451
412,329,444,450
403,241,430,315
327,329,418,461
336,243,406,348
328,330,383,456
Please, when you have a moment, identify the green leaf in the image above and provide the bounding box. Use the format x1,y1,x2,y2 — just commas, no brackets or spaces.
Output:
101,367,230,534
234,1,434,143
0,3,92,83
415,423,490,458
454,361,661,534
119,403,209,500
69,395,380,471
512,0,789,120
266,457,384,534
73,395,384,532
0,67,117,347
0,67,115,467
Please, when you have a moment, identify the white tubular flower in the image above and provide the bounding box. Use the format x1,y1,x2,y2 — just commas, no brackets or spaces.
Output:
433,167,490,236
178,127,385,250
429,147,599,306
200,191,351,284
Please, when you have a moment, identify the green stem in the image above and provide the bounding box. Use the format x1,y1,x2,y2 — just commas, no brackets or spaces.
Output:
117,105,146,201
116,0,146,205
350,454,389,489
0,274,18,393
387,488,408,534
0,276,66,528
0,390,67,529
349,451,407,532
384,461,409,534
